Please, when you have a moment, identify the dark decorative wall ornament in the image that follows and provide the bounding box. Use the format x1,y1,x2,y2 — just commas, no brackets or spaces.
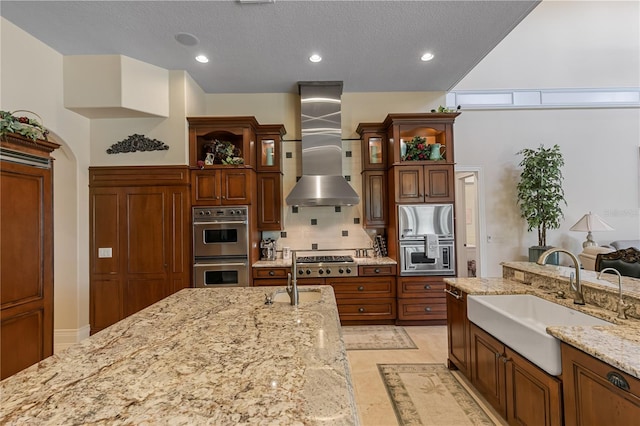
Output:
106,134,169,154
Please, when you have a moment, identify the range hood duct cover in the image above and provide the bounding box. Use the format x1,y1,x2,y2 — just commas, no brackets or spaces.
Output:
285,81,360,207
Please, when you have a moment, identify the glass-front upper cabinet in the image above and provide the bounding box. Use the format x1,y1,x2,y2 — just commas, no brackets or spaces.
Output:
383,113,460,164
356,123,386,170
256,124,286,171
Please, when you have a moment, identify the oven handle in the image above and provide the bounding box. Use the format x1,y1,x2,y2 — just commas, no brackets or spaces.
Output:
193,262,248,267
193,220,247,226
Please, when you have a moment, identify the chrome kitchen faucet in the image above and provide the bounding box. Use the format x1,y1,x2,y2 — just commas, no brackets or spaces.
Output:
287,250,299,305
537,248,585,305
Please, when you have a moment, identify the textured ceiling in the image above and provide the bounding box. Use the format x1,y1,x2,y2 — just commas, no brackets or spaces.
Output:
1,1,540,94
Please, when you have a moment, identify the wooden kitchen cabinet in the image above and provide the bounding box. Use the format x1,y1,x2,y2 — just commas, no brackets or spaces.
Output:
187,116,258,168
252,266,289,286
446,285,470,378
1,133,59,380
89,166,191,334
256,172,282,230
397,276,447,324
362,170,387,228
561,342,640,426
470,322,562,425
356,124,386,170
393,164,454,203
328,265,397,324
191,168,252,206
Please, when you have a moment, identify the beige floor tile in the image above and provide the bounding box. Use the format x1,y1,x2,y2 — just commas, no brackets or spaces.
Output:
347,325,502,426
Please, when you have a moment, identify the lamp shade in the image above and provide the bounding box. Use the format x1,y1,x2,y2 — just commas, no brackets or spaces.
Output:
570,212,614,232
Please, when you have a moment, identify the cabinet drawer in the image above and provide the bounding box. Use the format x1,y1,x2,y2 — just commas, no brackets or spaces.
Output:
398,276,445,298
337,298,396,320
252,279,288,287
329,277,395,298
253,267,289,279
358,265,397,276
398,299,447,320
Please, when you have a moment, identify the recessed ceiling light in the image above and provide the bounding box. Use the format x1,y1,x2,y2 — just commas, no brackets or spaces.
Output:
309,54,322,63
195,55,209,63
175,32,199,46
421,52,434,62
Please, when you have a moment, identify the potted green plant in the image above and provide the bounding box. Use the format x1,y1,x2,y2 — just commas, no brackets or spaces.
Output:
516,144,566,263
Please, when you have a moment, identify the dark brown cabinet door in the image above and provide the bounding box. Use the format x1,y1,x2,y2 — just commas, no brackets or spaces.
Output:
470,323,507,417
191,170,221,204
424,164,454,202
1,135,58,380
191,168,251,206
446,286,469,377
362,171,386,228
257,172,282,230
394,165,424,203
562,343,640,426
221,169,251,204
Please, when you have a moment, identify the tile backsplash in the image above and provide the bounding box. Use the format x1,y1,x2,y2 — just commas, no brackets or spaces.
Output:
262,139,377,252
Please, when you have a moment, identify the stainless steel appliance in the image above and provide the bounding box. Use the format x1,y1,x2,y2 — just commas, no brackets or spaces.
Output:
260,239,277,261
193,206,249,287
397,204,455,276
294,255,358,278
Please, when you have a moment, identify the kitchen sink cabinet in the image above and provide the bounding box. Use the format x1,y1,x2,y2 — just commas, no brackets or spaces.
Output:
89,166,191,335
1,133,59,380
446,285,470,378
397,276,447,324
470,322,562,426
561,342,640,425
191,168,252,206
392,164,454,204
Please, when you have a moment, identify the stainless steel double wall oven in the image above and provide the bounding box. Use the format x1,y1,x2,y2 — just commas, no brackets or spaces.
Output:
192,206,249,287
398,204,455,276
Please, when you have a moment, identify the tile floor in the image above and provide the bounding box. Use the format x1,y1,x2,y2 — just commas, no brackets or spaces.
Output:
347,325,506,426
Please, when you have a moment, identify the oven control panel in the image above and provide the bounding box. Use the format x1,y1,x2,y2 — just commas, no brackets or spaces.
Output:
193,207,248,221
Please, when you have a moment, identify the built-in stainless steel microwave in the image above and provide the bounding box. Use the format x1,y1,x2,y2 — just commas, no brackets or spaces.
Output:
399,240,455,276
398,204,454,240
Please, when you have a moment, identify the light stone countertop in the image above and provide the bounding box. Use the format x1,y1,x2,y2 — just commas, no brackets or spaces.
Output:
253,256,397,268
445,276,640,379
0,287,359,425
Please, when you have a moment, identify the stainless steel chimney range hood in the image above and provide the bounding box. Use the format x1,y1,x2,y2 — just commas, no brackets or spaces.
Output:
285,81,360,207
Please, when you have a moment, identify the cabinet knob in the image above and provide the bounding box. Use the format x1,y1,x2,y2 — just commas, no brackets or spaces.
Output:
269,270,275,276
425,306,432,312
358,307,365,313
358,286,365,291
424,284,431,290
222,196,226,199
374,268,380,274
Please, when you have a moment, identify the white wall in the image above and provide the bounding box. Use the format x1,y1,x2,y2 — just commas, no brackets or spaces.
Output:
452,0,640,275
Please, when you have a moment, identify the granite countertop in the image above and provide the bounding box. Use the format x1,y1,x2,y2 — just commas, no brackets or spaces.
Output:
0,287,359,425
445,276,640,379
253,256,397,268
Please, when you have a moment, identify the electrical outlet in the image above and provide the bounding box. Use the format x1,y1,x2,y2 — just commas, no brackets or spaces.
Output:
514,270,525,282
98,247,112,258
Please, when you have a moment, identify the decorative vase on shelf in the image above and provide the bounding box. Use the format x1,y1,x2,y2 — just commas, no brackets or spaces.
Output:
429,143,445,160
204,152,215,165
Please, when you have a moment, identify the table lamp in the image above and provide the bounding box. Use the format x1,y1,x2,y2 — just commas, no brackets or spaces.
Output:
569,212,614,248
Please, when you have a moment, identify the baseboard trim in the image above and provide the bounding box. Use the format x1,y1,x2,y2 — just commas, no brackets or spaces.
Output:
54,324,91,354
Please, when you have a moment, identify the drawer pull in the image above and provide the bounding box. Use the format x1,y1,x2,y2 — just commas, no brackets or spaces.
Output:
269,270,275,276
374,268,380,274
444,289,461,299
358,307,365,313
424,284,431,290
607,372,630,391
425,307,432,312
358,286,365,291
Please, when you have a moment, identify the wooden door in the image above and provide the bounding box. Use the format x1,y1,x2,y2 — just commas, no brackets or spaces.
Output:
123,187,170,316
221,169,252,205
394,165,424,203
191,169,221,205
424,164,454,202
470,323,507,416
257,172,282,230
1,136,57,380
446,286,470,377
362,170,386,228
505,347,562,426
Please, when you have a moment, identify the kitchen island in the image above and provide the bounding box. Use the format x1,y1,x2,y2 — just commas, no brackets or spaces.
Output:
0,286,359,425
